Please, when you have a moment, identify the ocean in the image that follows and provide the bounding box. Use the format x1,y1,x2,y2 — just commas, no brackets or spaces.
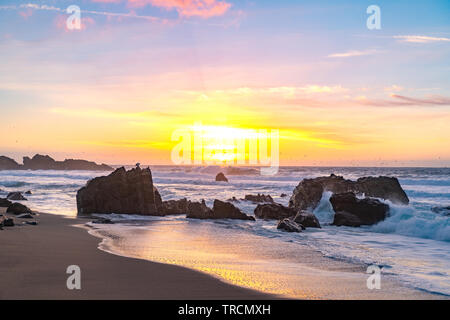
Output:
1,166,449,298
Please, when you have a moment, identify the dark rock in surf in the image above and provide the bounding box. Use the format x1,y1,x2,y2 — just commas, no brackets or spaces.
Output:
277,219,302,233
25,190,32,195
431,206,450,216
0,198,12,207
186,200,214,219
215,172,228,182
7,203,32,215
76,167,163,216
7,192,27,201
280,193,288,198
330,192,389,227
227,197,240,203
161,198,189,215
293,211,321,228
92,217,114,224
244,194,274,203
289,174,409,211
2,218,14,227
254,203,296,220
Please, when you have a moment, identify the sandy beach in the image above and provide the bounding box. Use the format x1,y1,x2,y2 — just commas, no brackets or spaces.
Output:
0,209,443,300
0,211,273,300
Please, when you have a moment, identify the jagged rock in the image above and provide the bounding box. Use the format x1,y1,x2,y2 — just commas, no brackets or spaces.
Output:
254,203,296,220
162,198,188,215
0,156,21,170
7,192,27,201
22,154,113,171
16,213,34,219
0,198,12,207
244,194,274,203
431,206,450,216
92,217,114,224
76,167,163,216
289,174,409,211
212,200,254,220
330,192,389,227
7,203,32,215
186,200,214,219
277,219,302,233
293,211,321,228
215,172,228,182
187,199,254,220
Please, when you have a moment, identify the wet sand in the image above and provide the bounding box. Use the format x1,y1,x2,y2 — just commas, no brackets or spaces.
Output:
0,211,273,299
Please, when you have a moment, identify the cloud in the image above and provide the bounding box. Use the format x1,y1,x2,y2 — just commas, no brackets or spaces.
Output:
357,94,450,107
327,49,380,58
92,0,232,18
393,35,450,43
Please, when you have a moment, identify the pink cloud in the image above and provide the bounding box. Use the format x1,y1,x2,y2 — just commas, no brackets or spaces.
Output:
18,9,33,20
54,14,96,32
92,0,232,18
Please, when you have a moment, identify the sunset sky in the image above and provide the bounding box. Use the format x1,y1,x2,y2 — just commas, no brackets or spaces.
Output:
0,0,449,166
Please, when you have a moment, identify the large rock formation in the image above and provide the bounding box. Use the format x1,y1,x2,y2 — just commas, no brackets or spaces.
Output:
293,211,321,228
244,194,274,203
187,199,255,221
76,167,163,215
254,203,296,220
0,154,113,171
330,192,389,227
0,156,21,170
289,174,409,211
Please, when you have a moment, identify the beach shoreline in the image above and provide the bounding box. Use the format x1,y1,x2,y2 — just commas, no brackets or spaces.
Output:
0,212,274,300
0,211,443,300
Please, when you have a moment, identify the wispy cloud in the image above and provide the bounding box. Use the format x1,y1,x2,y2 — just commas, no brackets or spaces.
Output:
327,49,381,58
92,0,232,18
357,94,450,107
393,35,450,43
0,3,168,24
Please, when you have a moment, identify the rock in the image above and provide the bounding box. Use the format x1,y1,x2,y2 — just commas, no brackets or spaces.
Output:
212,200,255,220
0,198,12,207
215,172,228,182
76,167,163,216
254,203,296,220
0,156,21,170
24,221,38,226
330,192,389,227
431,206,450,216
227,197,240,203
22,154,113,171
280,193,288,197
289,174,409,211
7,192,27,201
293,211,321,228
161,198,188,215
332,211,363,227
92,217,114,224
187,199,255,221
7,203,32,215
244,194,274,203
3,218,14,227
186,200,214,219
25,190,32,195
277,219,302,232
16,213,34,219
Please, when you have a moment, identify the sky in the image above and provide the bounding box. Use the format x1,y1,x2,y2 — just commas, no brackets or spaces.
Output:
0,0,449,166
